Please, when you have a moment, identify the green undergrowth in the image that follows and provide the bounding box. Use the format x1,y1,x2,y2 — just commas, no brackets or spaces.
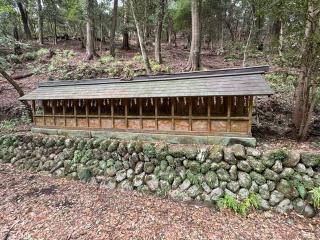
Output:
265,72,298,93
0,114,31,131
310,187,320,209
217,192,258,216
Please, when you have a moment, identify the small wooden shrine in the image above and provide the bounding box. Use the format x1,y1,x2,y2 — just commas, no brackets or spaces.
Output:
20,66,273,137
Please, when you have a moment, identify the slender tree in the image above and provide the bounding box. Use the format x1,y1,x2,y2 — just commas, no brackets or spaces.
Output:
37,0,44,44
16,0,32,40
186,0,201,71
85,0,99,60
293,0,320,140
129,0,152,74
122,0,130,50
154,0,166,63
110,0,118,57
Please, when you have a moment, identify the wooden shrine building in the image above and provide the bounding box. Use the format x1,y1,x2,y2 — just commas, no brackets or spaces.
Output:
20,66,273,140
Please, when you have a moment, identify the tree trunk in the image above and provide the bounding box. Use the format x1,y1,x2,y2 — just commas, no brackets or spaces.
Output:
130,0,152,74
37,0,44,44
167,14,173,48
293,2,320,141
53,18,57,45
13,26,19,41
186,0,201,71
122,0,130,50
85,0,99,60
110,0,118,57
0,67,32,116
16,1,32,40
278,21,284,59
154,0,166,64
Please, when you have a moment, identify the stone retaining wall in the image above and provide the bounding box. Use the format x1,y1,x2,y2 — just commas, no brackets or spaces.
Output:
0,134,319,217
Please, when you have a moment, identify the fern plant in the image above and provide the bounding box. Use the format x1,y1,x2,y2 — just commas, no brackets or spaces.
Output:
310,187,320,209
218,192,258,216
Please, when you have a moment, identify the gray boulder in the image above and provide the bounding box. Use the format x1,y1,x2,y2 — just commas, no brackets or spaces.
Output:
145,175,159,192
247,156,266,173
250,171,266,185
205,171,219,188
283,151,300,167
238,171,252,189
133,172,145,187
210,187,224,201
144,162,155,174
276,199,293,213
272,160,283,173
246,147,261,158
227,181,240,193
116,169,127,182
237,160,252,172
180,179,191,191
216,168,230,182
223,147,237,164
186,185,201,198
264,169,279,181
231,144,246,159
238,188,249,201
301,152,320,167
269,190,285,206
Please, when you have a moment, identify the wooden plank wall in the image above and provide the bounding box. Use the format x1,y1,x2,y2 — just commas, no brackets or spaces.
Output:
32,96,253,136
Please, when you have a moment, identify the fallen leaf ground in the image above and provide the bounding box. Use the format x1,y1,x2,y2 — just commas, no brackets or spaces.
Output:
0,164,319,240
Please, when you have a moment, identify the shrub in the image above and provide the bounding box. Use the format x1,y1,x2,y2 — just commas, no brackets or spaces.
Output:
310,187,320,209
269,149,288,162
6,54,21,64
99,54,114,64
36,48,49,57
20,51,37,61
132,53,144,62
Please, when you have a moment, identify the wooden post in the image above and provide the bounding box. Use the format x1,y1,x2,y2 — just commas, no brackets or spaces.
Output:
171,98,175,130
227,96,232,132
124,99,128,129
111,99,114,128
208,97,211,132
139,98,142,129
155,98,158,130
85,99,89,127
52,100,56,126
63,100,66,126
31,100,35,123
248,96,253,135
189,97,192,131
98,99,101,128
74,100,77,127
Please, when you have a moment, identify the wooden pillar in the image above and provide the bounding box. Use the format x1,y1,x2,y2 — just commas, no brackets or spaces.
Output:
208,97,211,132
188,97,192,131
171,98,175,130
98,99,101,128
31,100,35,123
248,96,253,135
111,99,114,128
74,100,77,127
139,98,142,129
63,100,66,127
52,100,56,126
125,99,128,129
85,99,89,127
155,98,158,130
227,96,232,132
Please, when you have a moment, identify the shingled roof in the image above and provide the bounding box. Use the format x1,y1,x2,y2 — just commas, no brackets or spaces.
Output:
19,65,273,100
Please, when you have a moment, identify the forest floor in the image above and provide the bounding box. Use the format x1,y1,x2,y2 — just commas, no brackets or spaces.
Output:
0,163,320,240
0,39,319,149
